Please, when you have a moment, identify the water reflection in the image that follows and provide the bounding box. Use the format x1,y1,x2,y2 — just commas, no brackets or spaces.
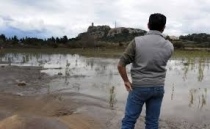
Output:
198,58,205,82
171,84,174,100
0,52,210,112
109,86,117,109
189,88,208,109
181,57,208,82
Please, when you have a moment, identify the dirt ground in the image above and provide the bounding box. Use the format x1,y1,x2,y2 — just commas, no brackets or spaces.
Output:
0,65,210,129
0,65,103,129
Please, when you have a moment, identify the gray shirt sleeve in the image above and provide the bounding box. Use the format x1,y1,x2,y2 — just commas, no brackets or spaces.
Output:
119,39,136,66
167,40,174,58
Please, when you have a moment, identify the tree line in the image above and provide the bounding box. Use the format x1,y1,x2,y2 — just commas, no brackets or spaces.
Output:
0,34,81,48
180,33,210,43
166,33,210,49
0,31,144,49
1,32,210,49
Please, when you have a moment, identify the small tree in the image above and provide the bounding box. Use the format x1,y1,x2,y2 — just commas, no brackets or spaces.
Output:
0,34,6,42
61,35,68,44
173,41,185,49
12,35,19,44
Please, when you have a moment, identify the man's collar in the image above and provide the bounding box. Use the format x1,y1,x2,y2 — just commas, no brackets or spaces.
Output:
146,30,164,37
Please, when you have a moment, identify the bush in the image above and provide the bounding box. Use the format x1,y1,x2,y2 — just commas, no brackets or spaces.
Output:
173,41,185,49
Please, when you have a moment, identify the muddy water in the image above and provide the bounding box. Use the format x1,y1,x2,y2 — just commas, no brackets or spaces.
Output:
1,52,210,123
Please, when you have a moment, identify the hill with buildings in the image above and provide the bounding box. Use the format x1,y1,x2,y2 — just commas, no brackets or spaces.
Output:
77,23,146,42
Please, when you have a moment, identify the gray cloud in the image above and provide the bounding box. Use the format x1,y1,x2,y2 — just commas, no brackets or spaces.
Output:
0,0,210,38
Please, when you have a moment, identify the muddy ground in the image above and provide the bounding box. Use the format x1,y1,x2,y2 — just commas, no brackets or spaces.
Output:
0,65,209,129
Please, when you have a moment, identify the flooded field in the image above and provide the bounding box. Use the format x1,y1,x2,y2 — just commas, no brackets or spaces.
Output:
0,49,210,128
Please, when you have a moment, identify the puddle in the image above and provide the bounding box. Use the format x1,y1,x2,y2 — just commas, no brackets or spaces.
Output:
1,52,210,121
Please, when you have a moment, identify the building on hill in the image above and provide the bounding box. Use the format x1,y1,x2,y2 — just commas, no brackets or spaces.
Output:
107,27,146,37
169,36,179,40
87,25,111,39
76,24,147,42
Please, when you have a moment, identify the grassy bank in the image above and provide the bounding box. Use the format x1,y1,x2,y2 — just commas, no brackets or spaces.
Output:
1,48,124,58
173,50,210,58
1,48,210,59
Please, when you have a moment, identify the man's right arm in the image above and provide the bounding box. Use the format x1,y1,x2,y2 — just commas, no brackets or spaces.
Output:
118,39,136,66
117,39,136,91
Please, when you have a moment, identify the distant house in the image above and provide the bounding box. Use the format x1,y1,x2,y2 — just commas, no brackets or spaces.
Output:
169,36,179,40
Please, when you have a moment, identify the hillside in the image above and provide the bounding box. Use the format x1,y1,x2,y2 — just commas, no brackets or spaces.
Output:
77,25,146,43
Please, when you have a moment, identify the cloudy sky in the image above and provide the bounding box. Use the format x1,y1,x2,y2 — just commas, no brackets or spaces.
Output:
0,0,210,38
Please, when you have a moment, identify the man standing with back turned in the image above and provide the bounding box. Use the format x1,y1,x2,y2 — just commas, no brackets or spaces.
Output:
118,13,174,129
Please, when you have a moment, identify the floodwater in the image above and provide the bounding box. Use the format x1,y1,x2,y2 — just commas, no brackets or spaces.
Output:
1,51,210,122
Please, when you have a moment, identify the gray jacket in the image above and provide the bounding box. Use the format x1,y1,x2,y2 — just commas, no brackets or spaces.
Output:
119,30,174,87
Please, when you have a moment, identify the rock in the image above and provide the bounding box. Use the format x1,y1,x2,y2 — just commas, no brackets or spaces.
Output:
15,93,24,96
17,81,26,86
107,27,146,37
76,24,146,42
58,72,63,75
16,80,26,86
87,25,111,39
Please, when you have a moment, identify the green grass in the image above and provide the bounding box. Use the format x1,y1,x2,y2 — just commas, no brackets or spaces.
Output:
173,50,210,58
2,48,210,59
1,48,124,58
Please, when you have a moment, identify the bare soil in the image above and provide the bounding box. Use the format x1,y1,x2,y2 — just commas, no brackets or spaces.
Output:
0,66,102,129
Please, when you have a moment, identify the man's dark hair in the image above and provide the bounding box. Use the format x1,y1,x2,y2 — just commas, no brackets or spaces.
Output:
148,13,166,31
